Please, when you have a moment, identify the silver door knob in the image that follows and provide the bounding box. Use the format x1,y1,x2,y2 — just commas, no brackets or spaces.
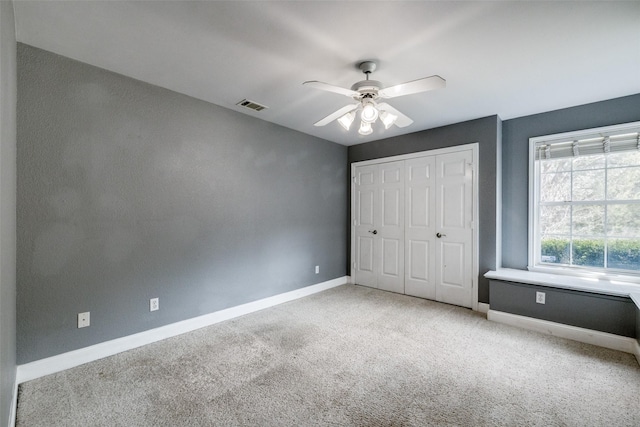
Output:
436,232,446,238
369,230,378,235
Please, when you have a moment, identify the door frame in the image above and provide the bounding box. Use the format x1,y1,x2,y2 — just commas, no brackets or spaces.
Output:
350,143,480,311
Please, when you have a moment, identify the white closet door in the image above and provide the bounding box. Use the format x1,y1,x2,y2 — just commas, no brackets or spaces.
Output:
354,161,404,292
354,164,378,288
377,161,405,294
435,150,474,308
353,146,476,309
404,156,436,299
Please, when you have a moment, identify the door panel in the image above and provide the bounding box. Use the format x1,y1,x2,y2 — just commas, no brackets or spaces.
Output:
377,162,405,294
359,169,375,186
440,241,464,286
435,150,473,308
358,190,375,226
409,187,429,227
382,238,401,276
354,165,379,288
358,236,375,273
441,183,465,229
404,156,436,299
383,167,401,184
382,188,401,226
409,240,428,280
354,161,404,293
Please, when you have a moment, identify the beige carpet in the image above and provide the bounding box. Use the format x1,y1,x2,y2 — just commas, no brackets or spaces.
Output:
16,284,640,426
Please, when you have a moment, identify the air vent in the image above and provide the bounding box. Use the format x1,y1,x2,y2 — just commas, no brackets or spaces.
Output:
236,99,268,112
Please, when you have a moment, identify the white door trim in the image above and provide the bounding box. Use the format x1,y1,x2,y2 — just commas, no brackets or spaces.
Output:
351,143,480,311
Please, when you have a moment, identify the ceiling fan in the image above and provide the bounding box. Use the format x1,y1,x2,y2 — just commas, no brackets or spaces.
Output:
303,61,445,135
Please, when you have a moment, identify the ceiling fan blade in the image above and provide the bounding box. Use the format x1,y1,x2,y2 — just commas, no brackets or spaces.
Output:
378,75,446,99
303,81,360,98
377,103,413,128
314,104,359,127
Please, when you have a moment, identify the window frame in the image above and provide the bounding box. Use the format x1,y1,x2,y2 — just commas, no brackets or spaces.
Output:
528,121,640,283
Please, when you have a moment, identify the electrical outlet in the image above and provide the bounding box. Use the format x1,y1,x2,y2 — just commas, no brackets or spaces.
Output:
78,312,90,328
150,297,159,312
315,265,319,274
536,291,546,304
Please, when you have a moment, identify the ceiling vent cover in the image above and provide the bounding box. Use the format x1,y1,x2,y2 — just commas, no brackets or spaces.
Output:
236,99,268,112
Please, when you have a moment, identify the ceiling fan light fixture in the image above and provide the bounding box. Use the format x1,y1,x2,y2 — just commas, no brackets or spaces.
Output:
380,110,398,129
358,121,373,136
361,101,379,124
304,60,441,134
337,111,356,131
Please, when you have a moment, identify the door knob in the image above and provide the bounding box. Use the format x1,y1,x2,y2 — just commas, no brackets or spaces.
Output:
369,230,378,235
436,232,446,238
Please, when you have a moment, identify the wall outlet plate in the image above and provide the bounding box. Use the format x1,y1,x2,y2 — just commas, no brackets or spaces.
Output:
78,312,90,328
536,291,546,304
150,298,159,312
315,265,319,274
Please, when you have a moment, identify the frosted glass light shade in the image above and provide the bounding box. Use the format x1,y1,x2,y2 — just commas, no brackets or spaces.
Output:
358,121,373,135
380,111,398,129
361,103,379,123
337,112,355,131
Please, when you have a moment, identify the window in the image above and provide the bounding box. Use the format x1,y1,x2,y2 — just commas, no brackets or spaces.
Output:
529,122,640,278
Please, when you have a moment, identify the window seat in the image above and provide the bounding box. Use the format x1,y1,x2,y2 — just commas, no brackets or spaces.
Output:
485,269,640,362
484,268,640,310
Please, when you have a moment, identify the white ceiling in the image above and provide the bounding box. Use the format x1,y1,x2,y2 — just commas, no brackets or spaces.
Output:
13,1,640,146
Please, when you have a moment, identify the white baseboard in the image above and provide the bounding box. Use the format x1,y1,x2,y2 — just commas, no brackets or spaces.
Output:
17,276,348,384
634,339,640,366
476,302,490,314
487,310,639,360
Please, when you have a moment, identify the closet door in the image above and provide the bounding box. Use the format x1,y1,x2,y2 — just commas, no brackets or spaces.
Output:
404,156,436,299
354,165,378,288
353,161,404,293
353,147,475,309
377,162,405,294
435,150,474,308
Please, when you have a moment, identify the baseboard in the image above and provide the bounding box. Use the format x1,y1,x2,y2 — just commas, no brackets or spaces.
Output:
476,302,490,314
8,377,17,427
487,309,639,360
634,339,640,366
17,276,348,384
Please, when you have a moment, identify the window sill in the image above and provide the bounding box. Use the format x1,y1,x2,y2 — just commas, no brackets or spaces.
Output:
485,268,640,309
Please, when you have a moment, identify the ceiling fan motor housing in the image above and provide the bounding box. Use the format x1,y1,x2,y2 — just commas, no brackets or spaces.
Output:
350,80,382,98
352,61,381,98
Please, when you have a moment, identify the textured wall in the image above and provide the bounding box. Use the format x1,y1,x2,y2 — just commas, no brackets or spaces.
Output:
0,1,17,425
501,93,640,269
348,116,501,303
17,44,347,364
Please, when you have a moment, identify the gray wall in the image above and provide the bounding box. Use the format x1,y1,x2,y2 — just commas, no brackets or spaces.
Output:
348,116,501,303
17,44,347,364
490,280,636,337
0,1,17,425
501,93,640,269
497,94,640,338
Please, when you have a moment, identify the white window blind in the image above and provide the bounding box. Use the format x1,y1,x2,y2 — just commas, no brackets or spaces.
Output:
535,128,640,160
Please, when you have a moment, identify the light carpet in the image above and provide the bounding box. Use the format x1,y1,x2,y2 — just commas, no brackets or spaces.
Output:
16,284,640,426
